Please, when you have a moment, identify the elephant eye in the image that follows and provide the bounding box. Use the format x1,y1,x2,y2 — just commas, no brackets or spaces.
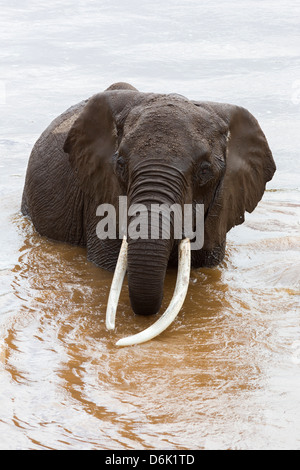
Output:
114,154,128,182
117,155,125,169
195,161,213,185
199,161,211,174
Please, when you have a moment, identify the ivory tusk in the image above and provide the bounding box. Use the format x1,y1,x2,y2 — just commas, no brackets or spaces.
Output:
105,235,128,330
116,238,191,346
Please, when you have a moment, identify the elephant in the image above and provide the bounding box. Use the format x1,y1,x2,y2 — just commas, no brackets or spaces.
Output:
21,82,276,345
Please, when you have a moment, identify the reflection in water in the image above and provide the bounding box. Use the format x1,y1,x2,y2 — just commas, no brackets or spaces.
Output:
0,197,299,449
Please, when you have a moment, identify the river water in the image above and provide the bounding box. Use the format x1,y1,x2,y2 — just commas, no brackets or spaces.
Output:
0,0,299,450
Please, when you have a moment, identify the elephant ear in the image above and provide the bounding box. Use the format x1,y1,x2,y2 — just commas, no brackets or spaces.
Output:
194,102,276,249
63,88,140,202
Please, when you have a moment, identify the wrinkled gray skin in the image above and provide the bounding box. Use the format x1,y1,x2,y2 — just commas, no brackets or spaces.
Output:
21,82,276,316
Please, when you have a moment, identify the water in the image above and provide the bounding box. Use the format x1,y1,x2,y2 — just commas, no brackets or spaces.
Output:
0,0,300,450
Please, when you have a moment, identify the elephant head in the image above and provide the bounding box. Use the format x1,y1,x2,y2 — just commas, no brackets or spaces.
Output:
63,83,276,345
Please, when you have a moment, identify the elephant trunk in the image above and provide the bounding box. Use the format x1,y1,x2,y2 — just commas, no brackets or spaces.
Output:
105,161,192,345
126,161,186,316
127,238,172,315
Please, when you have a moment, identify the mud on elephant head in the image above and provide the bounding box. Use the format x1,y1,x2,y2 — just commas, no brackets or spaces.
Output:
21,82,276,345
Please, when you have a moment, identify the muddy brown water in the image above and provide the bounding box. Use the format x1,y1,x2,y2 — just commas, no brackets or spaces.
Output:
1,185,299,449
1,0,300,450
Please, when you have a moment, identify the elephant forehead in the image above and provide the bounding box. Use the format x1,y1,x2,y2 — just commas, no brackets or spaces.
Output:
140,99,193,126
124,100,198,148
